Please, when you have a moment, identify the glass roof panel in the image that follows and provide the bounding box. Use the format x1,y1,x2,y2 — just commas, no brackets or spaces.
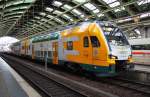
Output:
72,9,82,15
34,16,41,20
4,12,24,16
47,15,54,19
102,0,125,12
109,1,120,7
97,13,104,17
84,3,96,10
62,14,73,21
45,7,53,12
6,0,35,7
93,9,100,14
41,18,47,22
102,0,117,4
73,0,87,4
62,4,72,10
102,0,120,8
4,6,29,12
53,10,63,15
24,0,36,3
55,18,64,24
6,1,23,7
31,19,36,22
137,0,150,5
114,7,125,12
140,12,150,18
80,14,85,18
63,14,71,19
39,12,46,16
53,1,62,7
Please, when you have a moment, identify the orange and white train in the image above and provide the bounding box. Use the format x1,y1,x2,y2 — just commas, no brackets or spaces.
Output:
11,21,133,76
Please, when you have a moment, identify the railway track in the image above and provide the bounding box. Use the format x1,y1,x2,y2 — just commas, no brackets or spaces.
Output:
99,77,150,95
2,54,150,97
1,54,118,97
3,57,87,97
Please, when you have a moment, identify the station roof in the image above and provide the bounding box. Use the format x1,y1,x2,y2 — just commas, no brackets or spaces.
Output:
0,0,150,39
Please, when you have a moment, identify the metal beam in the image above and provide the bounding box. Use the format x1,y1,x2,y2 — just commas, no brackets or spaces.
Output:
4,0,37,36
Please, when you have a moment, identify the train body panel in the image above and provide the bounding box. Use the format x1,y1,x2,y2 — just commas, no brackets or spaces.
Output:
11,42,21,55
11,21,133,76
129,38,150,64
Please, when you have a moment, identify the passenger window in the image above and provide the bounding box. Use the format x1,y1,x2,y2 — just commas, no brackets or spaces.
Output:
90,36,100,47
48,51,52,58
38,51,41,57
41,51,44,57
67,41,73,50
38,51,40,56
28,45,30,50
83,36,89,47
22,46,24,50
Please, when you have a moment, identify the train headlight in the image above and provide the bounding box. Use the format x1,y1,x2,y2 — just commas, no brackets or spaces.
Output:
128,55,132,59
128,55,132,62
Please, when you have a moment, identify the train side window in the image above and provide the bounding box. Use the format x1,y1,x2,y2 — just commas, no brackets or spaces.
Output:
90,36,100,47
41,51,43,57
83,36,89,47
36,51,38,56
67,41,73,50
37,51,39,56
28,45,30,50
48,51,52,58
44,51,47,57
39,51,41,57
22,46,24,50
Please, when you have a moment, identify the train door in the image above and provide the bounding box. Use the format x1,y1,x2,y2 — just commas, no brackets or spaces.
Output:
52,42,58,64
32,45,35,59
90,36,101,65
82,36,92,64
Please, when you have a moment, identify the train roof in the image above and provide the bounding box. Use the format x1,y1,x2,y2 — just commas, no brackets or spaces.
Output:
32,32,59,43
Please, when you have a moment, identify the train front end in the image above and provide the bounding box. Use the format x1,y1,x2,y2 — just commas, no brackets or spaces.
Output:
100,22,133,75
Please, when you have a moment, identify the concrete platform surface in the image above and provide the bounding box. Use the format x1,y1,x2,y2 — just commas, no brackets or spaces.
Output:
0,57,41,97
134,65,150,73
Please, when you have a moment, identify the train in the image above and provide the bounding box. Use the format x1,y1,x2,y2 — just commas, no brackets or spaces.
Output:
11,21,133,77
129,38,150,64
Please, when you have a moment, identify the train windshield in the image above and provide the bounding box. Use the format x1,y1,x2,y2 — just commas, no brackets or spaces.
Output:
101,25,129,46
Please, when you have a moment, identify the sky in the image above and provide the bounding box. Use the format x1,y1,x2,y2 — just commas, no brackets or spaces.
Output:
0,36,19,52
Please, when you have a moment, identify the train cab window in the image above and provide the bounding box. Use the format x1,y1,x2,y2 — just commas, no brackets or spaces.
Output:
67,41,73,50
83,37,89,47
90,36,100,47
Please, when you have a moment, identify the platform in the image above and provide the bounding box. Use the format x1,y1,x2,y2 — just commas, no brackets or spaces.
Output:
0,57,41,97
134,65,150,73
